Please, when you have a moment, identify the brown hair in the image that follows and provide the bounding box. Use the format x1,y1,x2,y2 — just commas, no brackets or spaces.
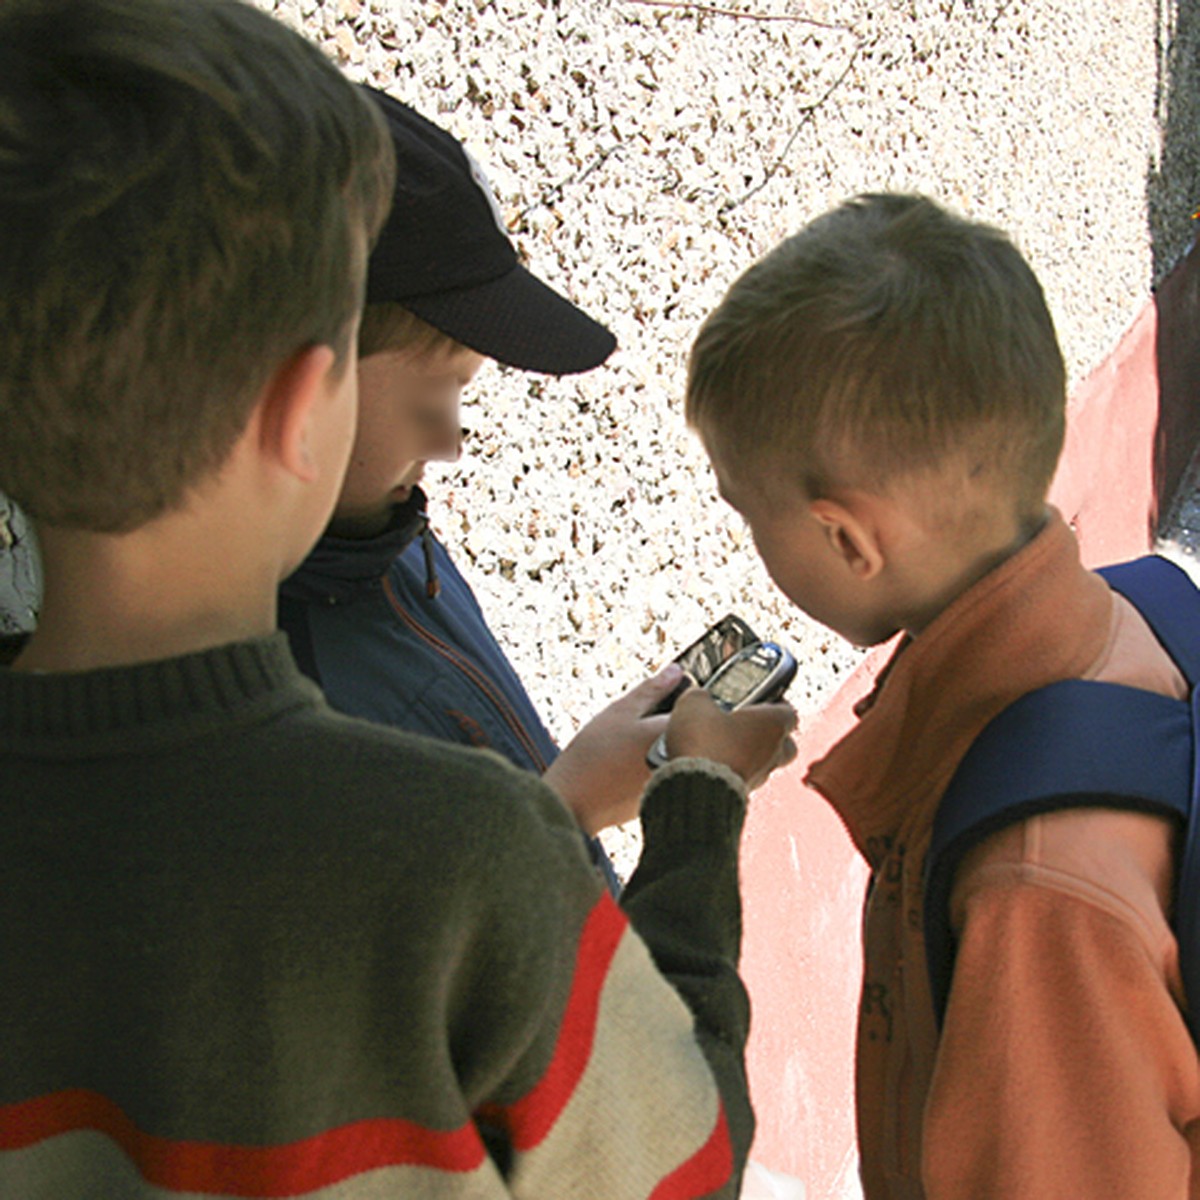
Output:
0,0,395,532
686,194,1066,519
358,304,464,361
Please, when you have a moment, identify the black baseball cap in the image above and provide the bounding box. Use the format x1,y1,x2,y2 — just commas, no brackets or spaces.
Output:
362,86,617,376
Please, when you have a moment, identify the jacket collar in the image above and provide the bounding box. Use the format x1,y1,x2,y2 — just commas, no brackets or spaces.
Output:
804,509,1114,866
279,487,429,604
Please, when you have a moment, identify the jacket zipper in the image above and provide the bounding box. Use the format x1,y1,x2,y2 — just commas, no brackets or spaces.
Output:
382,574,551,773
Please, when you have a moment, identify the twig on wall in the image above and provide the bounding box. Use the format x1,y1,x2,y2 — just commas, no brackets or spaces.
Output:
720,44,862,213
627,0,855,34
514,143,627,225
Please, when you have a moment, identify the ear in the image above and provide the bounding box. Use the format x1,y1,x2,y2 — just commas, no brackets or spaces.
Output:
810,497,885,580
255,344,340,483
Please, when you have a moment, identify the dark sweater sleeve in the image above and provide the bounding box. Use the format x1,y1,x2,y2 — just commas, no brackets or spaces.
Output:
620,757,753,1193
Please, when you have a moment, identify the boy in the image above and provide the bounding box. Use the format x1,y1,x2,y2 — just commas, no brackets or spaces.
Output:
279,88,654,848
0,2,796,1197
685,193,1200,1198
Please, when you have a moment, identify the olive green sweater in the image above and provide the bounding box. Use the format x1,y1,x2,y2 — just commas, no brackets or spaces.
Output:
0,634,753,1197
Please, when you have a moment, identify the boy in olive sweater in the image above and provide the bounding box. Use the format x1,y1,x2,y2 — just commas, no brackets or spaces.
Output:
0,2,796,1197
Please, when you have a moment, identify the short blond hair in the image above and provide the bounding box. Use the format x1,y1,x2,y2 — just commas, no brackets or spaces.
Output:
686,194,1066,518
359,304,465,361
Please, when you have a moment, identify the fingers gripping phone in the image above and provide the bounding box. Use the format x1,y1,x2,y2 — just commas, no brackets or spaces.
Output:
646,634,797,769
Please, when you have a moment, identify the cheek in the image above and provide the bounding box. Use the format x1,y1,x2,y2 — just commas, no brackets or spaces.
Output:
750,530,789,587
752,529,817,611
326,372,359,477
765,563,809,611
346,402,402,473
344,429,377,478
337,430,392,504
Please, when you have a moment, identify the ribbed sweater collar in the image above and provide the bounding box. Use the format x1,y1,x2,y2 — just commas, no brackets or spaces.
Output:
804,509,1113,865
0,633,319,755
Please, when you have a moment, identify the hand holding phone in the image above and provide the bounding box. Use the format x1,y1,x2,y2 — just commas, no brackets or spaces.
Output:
543,664,682,835
647,639,798,769
654,674,798,789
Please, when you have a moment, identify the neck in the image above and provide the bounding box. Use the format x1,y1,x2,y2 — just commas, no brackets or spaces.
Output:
900,504,1048,637
14,519,279,673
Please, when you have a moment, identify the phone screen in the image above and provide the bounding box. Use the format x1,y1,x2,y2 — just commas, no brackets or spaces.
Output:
707,656,770,708
647,614,759,715
675,614,758,685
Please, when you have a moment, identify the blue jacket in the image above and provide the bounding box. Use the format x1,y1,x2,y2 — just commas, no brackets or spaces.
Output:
279,493,621,892
279,489,559,774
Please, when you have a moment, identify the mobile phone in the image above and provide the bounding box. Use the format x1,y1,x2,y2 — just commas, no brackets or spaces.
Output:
647,613,760,716
646,639,797,768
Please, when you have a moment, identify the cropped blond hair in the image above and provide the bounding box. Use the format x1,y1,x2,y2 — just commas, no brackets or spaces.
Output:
686,194,1066,519
359,304,464,361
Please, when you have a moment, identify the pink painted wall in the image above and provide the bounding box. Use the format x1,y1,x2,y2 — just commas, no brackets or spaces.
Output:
1053,299,1162,566
739,242,1197,1197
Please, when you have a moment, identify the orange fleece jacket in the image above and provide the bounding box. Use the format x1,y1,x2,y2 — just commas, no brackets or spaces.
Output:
806,510,1200,1199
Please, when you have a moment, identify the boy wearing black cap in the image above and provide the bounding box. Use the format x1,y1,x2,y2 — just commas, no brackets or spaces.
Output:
280,89,662,844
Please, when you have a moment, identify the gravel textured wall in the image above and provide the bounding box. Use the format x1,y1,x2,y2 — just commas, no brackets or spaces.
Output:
257,0,1198,867
0,8,1192,1192
2,0,1197,868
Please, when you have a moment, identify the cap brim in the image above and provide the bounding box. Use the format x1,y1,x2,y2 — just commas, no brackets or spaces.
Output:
402,265,617,376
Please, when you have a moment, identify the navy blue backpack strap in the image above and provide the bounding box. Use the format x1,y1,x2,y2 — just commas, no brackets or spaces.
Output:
925,555,1199,1032
1101,555,1200,685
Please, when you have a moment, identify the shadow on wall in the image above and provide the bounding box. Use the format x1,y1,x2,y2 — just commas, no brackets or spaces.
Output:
1149,0,1200,528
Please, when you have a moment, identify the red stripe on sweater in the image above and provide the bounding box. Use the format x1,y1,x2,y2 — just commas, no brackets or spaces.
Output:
647,1103,733,1199
0,1089,486,1196
477,891,628,1150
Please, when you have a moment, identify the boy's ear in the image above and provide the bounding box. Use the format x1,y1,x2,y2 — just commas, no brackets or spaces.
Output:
255,344,340,482
810,497,885,580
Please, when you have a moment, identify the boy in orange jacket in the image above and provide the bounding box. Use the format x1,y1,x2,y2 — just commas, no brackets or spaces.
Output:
679,192,1199,1198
